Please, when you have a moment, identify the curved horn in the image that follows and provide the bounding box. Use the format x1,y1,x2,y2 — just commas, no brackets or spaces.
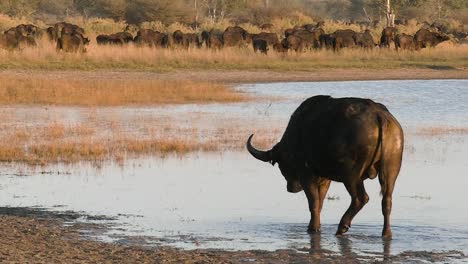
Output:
246,134,272,162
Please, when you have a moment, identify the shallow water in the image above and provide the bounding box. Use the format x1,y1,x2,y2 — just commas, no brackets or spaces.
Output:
1,80,468,259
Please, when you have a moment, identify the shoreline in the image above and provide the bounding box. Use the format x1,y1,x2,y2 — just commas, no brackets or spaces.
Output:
1,68,467,84
0,207,465,263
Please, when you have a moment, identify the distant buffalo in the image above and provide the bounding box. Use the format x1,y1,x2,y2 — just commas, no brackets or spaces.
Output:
223,26,248,47
284,35,310,52
57,33,90,53
380,27,397,48
173,30,201,49
48,22,86,43
319,34,334,50
96,32,133,45
250,32,279,46
333,29,356,50
395,33,414,51
1,24,38,50
134,29,167,47
253,39,268,54
353,29,375,49
413,28,450,50
0,33,20,50
201,30,223,49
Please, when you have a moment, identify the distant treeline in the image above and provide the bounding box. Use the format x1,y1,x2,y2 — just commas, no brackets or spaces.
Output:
0,0,467,25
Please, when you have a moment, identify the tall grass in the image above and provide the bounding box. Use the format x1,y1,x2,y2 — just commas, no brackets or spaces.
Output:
0,77,246,105
0,110,281,165
1,37,466,72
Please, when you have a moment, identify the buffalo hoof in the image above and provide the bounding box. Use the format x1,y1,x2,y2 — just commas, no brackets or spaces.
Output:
382,229,392,238
307,227,321,234
336,224,350,235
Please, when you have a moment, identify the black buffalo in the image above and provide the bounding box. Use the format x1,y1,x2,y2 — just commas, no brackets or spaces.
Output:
395,33,414,51
223,26,248,47
333,29,356,50
284,35,310,52
380,27,397,48
57,32,90,53
201,29,223,49
173,30,201,49
413,28,450,50
252,39,268,54
247,96,404,238
353,29,375,49
134,29,166,47
96,32,133,45
250,32,279,46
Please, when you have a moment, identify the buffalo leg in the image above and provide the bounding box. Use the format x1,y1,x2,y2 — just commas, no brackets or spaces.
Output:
302,178,321,233
336,181,369,235
319,179,331,212
380,163,400,238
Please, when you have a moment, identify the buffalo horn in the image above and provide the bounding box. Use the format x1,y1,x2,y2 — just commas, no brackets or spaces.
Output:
246,134,272,162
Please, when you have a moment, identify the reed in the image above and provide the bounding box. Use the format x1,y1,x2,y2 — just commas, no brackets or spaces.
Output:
0,77,246,106
0,117,281,166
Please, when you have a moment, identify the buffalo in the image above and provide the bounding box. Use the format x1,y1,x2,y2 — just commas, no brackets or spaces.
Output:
223,26,248,47
273,41,288,53
173,30,201,49
319,34,334,50
182,33,202,48
46,27,57,41
413,28,450,50
395,33,414,51
5,24,41,39
96,32,133,45
380,27,397,48
253,39,268,54
285,27,323,49
48,22,86,42
0,33,20,50
353,29,375,49
134,29,166,47
284,35,310,52
57,32,90,53
1,25,38,50
201,30,223,49
333,29,356,50
247,95,404,237
250,32,279,46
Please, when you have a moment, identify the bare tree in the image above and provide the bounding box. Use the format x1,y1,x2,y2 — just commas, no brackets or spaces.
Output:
386,0,395,27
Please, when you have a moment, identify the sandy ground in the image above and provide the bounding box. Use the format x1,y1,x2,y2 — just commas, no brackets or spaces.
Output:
1,68,467,83
0,207,465,264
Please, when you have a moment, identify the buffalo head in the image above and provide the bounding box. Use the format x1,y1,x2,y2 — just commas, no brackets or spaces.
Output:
436,32,450,42
246,134,303,193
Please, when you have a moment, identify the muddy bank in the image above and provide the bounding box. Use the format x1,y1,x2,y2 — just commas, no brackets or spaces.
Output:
0,207,465,263
1,68,467,84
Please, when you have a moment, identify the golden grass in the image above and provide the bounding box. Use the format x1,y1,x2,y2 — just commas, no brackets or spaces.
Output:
0,77,246,106
0,115,281,166
1,39,466,72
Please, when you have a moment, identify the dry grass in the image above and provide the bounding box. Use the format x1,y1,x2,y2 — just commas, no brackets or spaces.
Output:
0,114,281,166
0,77,246,106
1,38,466,72
416,127,468,136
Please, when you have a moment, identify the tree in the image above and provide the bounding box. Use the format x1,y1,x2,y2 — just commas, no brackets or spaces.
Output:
385,0,395,26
